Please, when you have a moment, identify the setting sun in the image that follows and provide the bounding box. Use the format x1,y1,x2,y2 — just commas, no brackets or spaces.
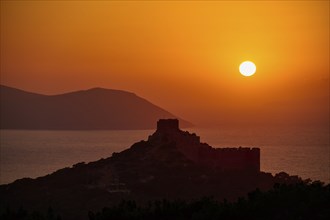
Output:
239,61,256,77
0,1,329,218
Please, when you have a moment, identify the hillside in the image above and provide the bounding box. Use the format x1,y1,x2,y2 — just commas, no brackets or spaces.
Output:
0,119,302,220
0,85,191,129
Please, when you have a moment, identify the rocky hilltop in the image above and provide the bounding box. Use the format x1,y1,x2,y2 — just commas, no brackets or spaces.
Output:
149,119,260,173
0,119,301,220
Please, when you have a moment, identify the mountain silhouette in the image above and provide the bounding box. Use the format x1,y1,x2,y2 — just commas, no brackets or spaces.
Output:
0,119,302,219
0,85,191,129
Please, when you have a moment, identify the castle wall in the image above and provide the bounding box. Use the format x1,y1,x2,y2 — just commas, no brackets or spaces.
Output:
151,119,260,173
157,119,179,132
213,148,260,172
176,142,260,173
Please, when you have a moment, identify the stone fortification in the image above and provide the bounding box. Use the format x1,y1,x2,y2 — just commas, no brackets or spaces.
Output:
148,119,260,173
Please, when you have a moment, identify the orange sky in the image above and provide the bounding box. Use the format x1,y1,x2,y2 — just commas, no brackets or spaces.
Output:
1,1,329,126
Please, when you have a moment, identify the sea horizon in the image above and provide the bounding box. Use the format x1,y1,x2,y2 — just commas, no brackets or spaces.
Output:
1,124,328,185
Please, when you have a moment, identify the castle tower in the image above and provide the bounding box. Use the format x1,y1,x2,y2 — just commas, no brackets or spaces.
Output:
157,119,179,132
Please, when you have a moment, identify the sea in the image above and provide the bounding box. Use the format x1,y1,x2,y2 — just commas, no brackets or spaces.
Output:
0,126,329,185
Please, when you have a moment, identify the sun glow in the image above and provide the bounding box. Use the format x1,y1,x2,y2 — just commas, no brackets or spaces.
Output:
239,61,256,77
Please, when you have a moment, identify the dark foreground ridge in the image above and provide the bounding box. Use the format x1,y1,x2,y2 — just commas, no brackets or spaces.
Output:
0,119,308,220
3,183,330,220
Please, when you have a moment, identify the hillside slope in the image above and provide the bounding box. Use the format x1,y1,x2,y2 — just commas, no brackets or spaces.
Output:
0,119,303,219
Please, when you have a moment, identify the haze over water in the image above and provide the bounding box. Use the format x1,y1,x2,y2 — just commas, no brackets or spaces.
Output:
1,125,328,185
1,2,328,187
0,2,329,219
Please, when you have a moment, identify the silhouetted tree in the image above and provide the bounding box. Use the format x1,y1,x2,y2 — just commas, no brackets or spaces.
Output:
88,182,330,220
0,207,61,220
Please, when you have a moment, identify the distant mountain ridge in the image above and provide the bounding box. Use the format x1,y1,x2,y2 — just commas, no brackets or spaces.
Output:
0,85,191,130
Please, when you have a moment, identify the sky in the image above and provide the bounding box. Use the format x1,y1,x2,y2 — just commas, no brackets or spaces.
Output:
1,1,329,126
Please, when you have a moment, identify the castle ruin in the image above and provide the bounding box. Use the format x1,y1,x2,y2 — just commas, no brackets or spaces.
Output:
149,119,260,173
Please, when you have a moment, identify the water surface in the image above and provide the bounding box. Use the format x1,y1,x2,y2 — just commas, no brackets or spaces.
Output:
0,126,328,184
